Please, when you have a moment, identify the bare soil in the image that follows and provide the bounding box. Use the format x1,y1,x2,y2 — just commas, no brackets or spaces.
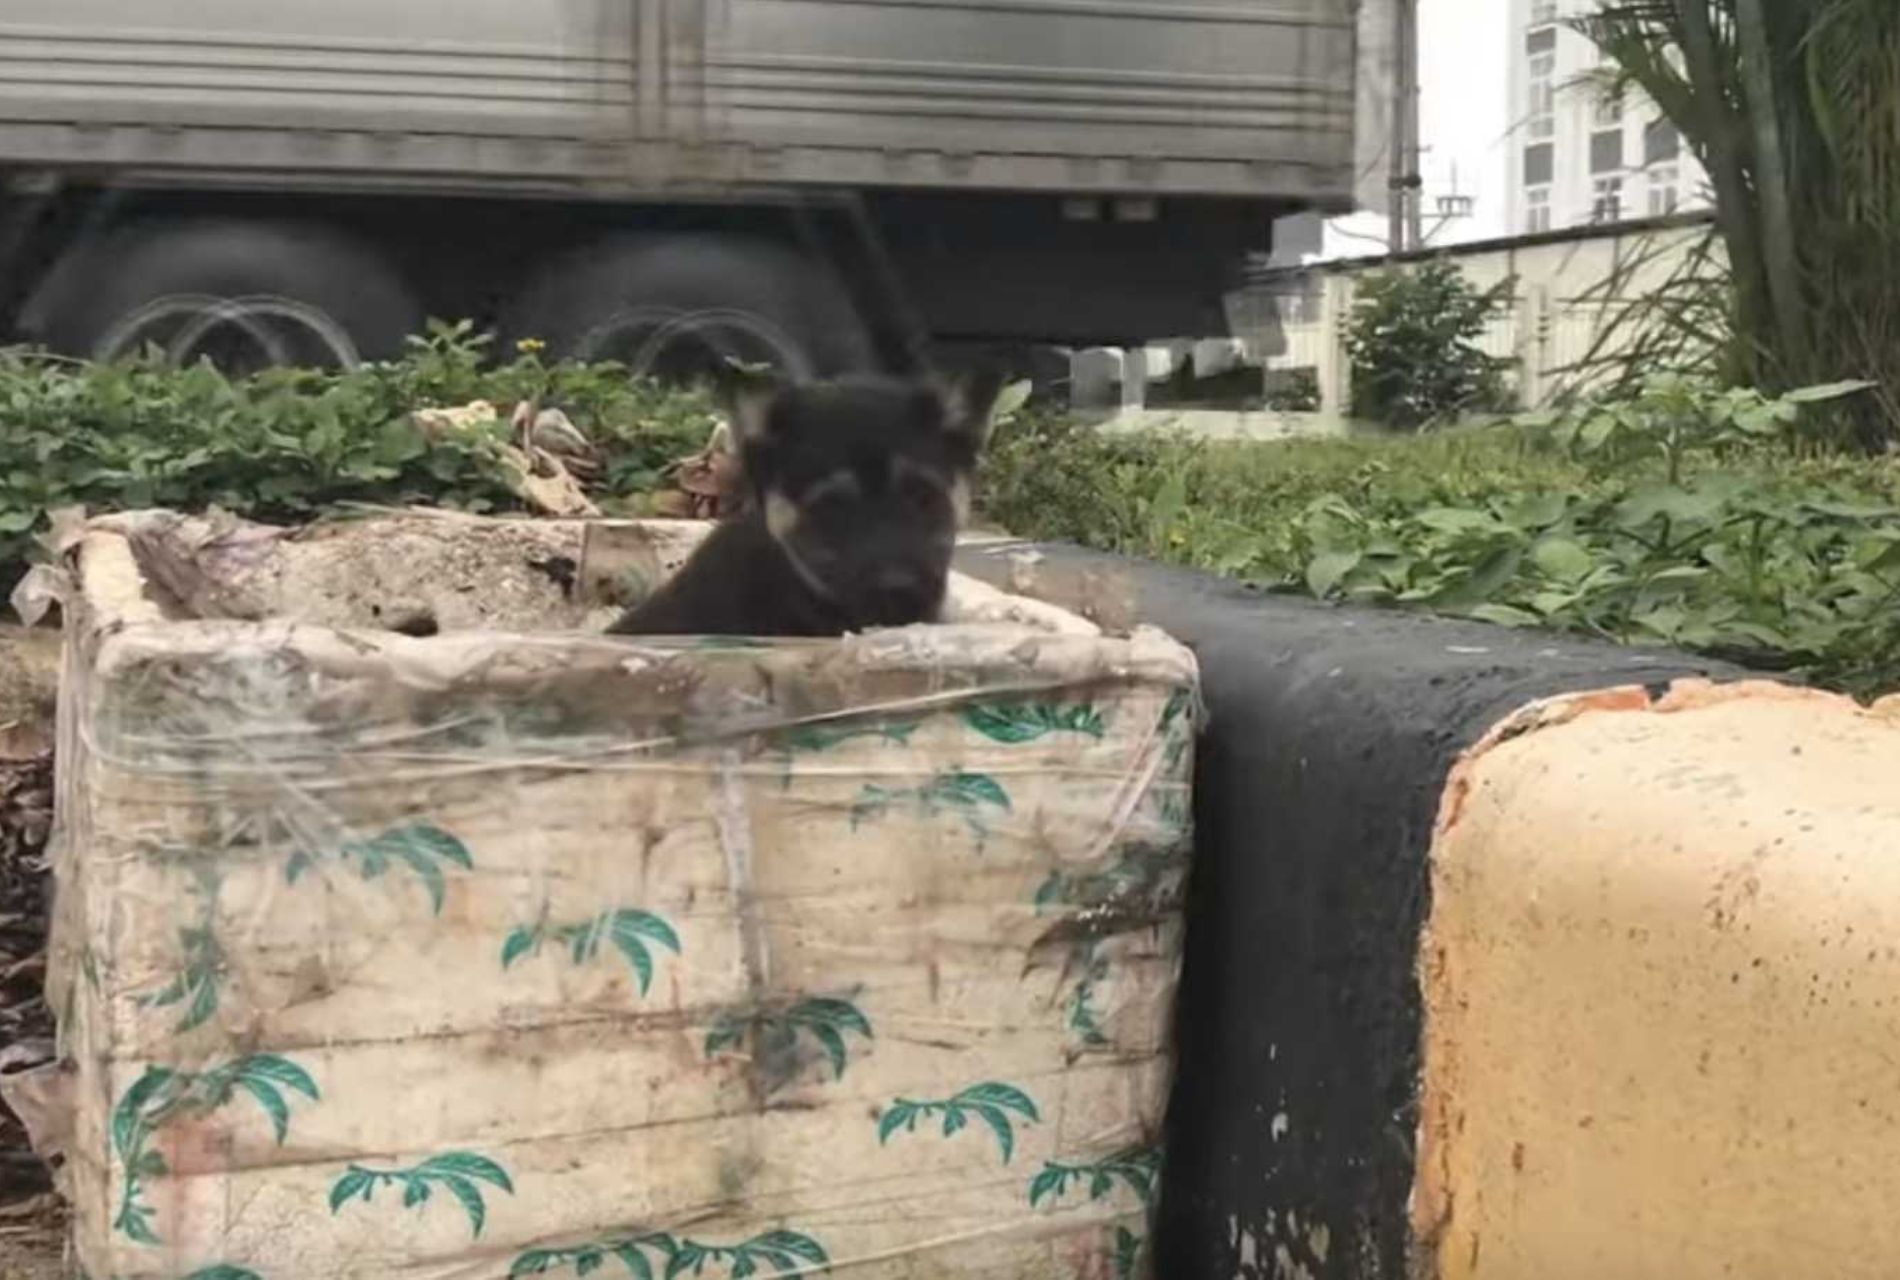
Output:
0,626,60,1279
0,1198,63,1280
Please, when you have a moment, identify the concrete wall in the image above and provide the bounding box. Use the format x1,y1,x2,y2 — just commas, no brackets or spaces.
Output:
1246,214,1721,418
1054,218,1719,424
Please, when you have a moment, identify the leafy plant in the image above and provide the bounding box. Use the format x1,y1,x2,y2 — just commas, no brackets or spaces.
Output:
849,771,1011,842
501,908,682,995
704,996,873,1082
1342,259,1515,430
1262,366,1321,413
961,700,1106,743
0,322,719,596
991,378,1035,430
329,1152,516,1239
510,1228,829,1279
112,1054,320,1244
1028,1146,1161,1208
1111,1225,1143,1280
285,822,473,915
979,397,1900,698
876,1082,1041,1164
1524,374,1875,483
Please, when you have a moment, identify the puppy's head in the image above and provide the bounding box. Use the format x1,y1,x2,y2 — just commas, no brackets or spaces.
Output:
725,368,1004,628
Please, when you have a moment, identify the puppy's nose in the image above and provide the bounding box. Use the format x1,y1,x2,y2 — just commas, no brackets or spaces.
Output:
869,568,933,623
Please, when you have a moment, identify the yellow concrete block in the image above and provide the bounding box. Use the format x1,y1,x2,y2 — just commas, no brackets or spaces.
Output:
1416,680,1900,1280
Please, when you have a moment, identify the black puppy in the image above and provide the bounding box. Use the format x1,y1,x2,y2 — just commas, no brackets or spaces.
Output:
607,369,1004,637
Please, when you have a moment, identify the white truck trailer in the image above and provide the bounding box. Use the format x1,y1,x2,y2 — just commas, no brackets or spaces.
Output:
0,0,1377,376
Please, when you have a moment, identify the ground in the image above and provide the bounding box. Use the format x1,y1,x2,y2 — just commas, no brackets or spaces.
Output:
0,625,60,1280
0,1202,62,1280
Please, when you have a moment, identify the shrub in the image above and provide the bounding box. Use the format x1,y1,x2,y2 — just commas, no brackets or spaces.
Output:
1522,372,1876,481
1262,367,1321,413
980,384,1900,698
1343,259,1515,430
0,323,715,595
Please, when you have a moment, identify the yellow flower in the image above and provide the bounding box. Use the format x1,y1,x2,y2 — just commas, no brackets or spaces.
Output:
515,338,546,356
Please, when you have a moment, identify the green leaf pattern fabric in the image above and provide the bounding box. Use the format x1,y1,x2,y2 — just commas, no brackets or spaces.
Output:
54,552,1195,1279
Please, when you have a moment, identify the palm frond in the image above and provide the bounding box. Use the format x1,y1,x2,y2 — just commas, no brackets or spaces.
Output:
1578,0,1900,446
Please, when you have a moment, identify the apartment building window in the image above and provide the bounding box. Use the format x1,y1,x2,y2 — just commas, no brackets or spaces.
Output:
1592,177,1624,223
1644,119,1681,166
1523,142,1554,187
1531,0,1559,24
1527,29,1557,141
1594,90,1624,128
1523,134,1554,233
1526,186,1552,233
1590,128,1625,174
1529,80,1556,138
1647,166,1680,215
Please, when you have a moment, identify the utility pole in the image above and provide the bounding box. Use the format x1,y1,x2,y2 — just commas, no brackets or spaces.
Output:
1388,0,1422,256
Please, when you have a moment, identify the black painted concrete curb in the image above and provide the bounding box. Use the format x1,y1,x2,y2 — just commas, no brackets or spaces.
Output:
954,540,1747,1279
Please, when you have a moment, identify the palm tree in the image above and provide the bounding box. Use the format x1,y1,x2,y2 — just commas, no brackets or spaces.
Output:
1581,0,1900,448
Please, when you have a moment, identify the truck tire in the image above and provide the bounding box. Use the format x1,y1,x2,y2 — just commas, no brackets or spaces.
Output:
502,234,874,381
25,220,421,371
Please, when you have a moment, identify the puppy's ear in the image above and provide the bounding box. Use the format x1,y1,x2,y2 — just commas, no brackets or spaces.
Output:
713,359,785,448
935,364,1009,455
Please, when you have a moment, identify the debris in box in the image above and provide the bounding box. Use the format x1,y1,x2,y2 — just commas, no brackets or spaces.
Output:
411,400,600,518
33,509,1198,1279
651,421,743,521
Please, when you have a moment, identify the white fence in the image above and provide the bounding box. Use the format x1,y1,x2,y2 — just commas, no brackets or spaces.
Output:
1242,215,1721,419
1056,218,1720,422
1260,288,1638,417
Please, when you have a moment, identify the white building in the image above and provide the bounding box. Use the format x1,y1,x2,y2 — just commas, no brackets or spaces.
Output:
1505,0,1709,233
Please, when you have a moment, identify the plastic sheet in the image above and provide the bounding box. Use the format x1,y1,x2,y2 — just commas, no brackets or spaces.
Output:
38,510,1199,1280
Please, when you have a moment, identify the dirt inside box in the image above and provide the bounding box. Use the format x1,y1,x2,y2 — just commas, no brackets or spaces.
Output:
15,509,1197,1280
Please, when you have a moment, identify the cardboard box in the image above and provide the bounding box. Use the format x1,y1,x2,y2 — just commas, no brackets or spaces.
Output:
42,511,1197,1280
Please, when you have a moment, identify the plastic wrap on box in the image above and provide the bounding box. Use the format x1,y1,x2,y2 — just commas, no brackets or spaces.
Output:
42,511,1198,1280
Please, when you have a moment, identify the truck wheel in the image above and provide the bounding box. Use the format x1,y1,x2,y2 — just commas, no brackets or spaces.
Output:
25,220,421,373
502,235,874,382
